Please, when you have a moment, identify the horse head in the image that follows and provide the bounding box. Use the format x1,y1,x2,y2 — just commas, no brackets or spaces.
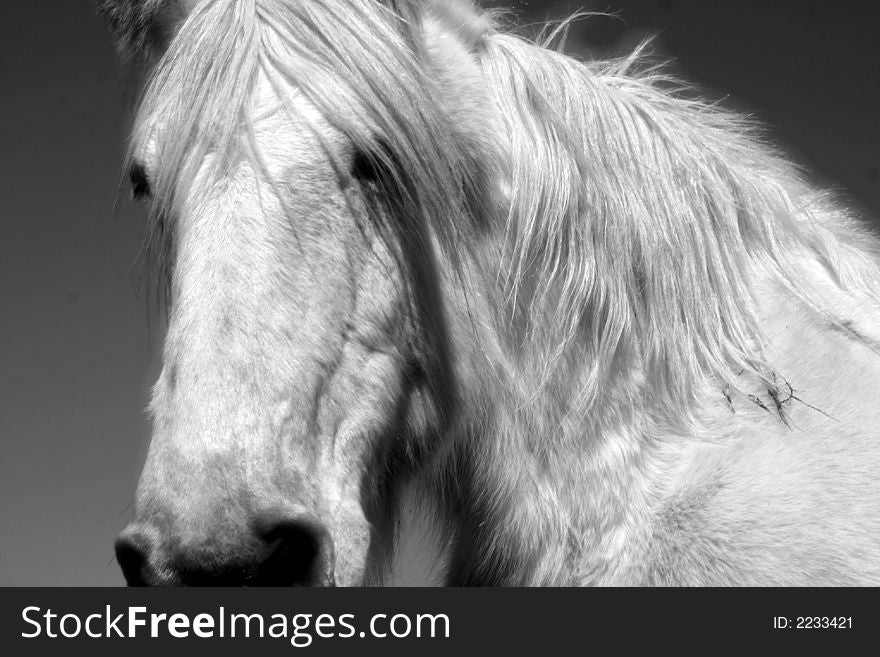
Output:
105,0,495,586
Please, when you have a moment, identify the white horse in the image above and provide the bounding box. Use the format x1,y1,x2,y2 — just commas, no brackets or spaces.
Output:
99,0,880,585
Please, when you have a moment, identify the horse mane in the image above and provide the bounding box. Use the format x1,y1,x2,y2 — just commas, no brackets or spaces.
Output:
440,21,880,584
479,31,880,424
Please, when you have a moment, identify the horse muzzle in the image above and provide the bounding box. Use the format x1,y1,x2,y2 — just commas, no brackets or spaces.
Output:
114,512,336,586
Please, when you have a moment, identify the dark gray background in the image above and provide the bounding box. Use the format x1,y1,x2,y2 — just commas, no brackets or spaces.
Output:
1,1,877,585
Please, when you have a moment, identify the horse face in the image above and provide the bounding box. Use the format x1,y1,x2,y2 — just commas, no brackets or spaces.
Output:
115,75,433,587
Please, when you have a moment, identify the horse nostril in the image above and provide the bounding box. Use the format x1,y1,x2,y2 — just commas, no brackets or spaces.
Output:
115,528,155,587
253,516,334,586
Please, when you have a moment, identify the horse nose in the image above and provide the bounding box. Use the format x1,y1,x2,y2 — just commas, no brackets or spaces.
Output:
115,526,156,586
251,514,335,586
115,515,335,586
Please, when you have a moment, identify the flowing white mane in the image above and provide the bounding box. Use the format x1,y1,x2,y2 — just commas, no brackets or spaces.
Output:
482,31,880,422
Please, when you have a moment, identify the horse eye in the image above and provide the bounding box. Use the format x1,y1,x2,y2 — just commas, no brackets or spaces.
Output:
129,162,151,200
351,150,379,183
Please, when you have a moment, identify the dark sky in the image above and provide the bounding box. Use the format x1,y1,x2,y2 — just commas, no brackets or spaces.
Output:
1,1,878,586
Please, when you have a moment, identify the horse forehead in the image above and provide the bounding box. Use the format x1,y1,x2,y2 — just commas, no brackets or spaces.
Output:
251,83,347,151
133,78,338,186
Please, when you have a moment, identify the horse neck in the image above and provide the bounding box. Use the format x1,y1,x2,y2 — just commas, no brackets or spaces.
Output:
402,239,666,585
434,215,880,586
